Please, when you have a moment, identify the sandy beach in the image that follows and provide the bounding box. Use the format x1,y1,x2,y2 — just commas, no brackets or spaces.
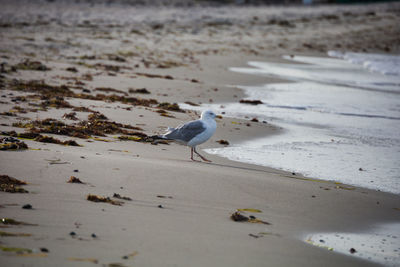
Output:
1,1,400,266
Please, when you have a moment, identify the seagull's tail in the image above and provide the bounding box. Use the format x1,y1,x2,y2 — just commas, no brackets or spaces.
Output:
149,135,168,140
149,127,176,140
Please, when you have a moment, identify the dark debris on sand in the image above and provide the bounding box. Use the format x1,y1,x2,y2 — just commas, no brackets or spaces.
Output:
62,112,79,120
239,99,264,105
87,194,124,206
128,88,151,94
11,111,145,140
1,130,80,146
217,139,229,145
0,174,28,193
67,176,85,184
157,102,185,113
113,193,132,201
14,59,51,71
1,217,37,226
0,136,28,150
230,211,270,225
7,79,159,108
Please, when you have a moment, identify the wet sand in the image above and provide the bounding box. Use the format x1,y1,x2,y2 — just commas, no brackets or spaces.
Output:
1,1,400,266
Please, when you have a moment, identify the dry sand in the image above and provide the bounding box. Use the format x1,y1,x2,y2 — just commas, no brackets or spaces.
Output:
1,1,400,266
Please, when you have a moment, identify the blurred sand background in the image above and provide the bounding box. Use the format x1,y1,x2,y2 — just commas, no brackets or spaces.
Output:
1,1,400,266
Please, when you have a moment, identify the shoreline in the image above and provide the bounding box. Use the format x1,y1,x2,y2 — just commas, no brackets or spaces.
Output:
203,53,400,196
1,2,400,266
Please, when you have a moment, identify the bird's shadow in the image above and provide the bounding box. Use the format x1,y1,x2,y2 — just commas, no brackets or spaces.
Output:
177,158,286,176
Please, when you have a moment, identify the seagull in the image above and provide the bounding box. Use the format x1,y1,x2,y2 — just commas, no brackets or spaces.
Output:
156,110,217,162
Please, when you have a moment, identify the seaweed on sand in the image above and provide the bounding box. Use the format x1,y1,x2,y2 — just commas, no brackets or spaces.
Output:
34,135,80,146
128,88,151,94
8,106,27,114
106,54,126,62
118,131,149,143
157,102,185,113
156,109,175,118
87,194,123,206
135,72,174,80
0,175,27,186
95,87,128,96
0,111,17,116
40,96,73,109
66,67,78,73
0,137,28,151
216,139,229,145
67,176,85,184
230,211,270,225
72,106,95,112
1,130,80,146
0,141,28,150
113,193,132,201
8,80,159,107
0,245,32,254
1,218,36,225
88,111,108,121
184,101,199,106
12,112,145,140
239,99,263,105
9,79,73,97
62,112,78,120
83,93,158,106
14,59,50,71
0,175,28,193
1,130,39,139
0,231,31,237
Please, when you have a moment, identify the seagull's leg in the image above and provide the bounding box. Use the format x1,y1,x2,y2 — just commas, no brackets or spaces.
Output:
190,147,199,162
193,146,211,162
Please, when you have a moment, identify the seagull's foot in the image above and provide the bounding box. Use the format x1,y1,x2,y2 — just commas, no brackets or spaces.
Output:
190,157,201,162
192,147,212,162
198,155,212,162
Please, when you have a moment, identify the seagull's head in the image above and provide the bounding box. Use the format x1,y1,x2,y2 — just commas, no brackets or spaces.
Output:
201,110,216,120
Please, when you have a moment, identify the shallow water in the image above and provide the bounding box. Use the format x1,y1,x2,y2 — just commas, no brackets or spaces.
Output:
305,223,400,266
182,53,400,194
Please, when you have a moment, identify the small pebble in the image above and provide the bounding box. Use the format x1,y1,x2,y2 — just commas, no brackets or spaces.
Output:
69,231,76,236
350,248,357,254
158,205,164,209
91,233,97,238
122,255,129,260
40,247,49,253
73,169,79,172
22,204,32,209
312,195,316,198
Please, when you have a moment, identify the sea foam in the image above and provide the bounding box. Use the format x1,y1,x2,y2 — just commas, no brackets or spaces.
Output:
182,53,400,194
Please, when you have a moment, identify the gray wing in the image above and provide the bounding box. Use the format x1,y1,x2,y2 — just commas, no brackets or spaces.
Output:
163,120,206,143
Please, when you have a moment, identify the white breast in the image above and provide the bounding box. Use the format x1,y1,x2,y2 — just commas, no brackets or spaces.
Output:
187,119,216,147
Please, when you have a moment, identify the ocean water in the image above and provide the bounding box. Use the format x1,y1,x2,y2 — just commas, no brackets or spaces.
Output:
305,223,400,266
181,52,400,194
